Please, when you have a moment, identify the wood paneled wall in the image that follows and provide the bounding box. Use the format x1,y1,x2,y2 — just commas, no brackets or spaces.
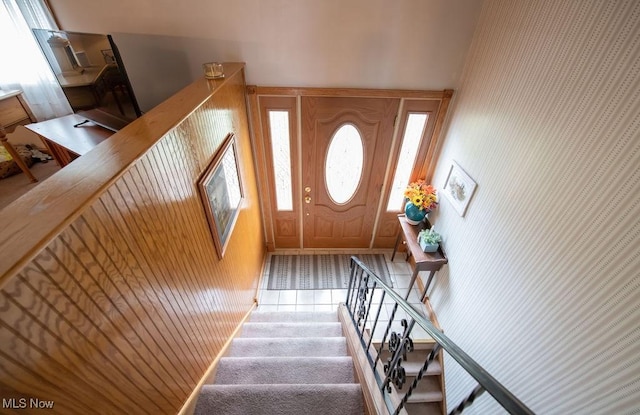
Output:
0,63,265,413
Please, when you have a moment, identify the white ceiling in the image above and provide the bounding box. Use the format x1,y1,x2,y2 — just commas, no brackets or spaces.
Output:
49,0,484,110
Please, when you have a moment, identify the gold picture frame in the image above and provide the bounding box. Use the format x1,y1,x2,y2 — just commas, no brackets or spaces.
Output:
197,133,243,258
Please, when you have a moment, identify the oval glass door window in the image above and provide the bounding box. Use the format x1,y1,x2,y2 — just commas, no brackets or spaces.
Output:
325,124,364,204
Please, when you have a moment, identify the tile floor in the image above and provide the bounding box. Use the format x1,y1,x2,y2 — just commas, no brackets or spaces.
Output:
256,250,433,340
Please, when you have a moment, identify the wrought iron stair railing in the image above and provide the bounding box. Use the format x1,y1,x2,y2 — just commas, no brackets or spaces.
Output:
345,256,534,415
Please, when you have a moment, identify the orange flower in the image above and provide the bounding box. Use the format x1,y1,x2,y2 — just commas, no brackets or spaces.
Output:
404,180,438,211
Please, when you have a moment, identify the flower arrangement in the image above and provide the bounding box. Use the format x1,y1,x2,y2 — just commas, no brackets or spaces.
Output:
404,179,438,212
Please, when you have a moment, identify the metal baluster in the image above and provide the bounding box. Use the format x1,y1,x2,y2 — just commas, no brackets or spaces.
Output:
360,279,377,341
382,319,414,393
346,259,356,307
349,266,362,312
356,274,370,326
449,384,486,415
394,344,442,415
366,290,386,351
374,302,399,368
349,267,364,317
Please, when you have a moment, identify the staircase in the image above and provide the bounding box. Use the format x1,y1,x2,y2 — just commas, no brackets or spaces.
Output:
194,311,364,415
377,341,445,415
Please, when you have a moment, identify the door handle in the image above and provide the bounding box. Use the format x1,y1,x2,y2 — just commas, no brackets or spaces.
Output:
304,195,312,204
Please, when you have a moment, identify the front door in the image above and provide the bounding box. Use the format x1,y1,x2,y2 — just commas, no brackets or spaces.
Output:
300,97,399,248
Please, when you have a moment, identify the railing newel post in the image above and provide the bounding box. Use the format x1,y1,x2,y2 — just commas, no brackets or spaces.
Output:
346,258,356,307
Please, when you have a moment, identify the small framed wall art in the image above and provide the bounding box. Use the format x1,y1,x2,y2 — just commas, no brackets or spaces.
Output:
198,133,243,258
442,160,477,217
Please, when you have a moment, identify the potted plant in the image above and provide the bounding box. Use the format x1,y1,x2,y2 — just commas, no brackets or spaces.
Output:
417,228,442,253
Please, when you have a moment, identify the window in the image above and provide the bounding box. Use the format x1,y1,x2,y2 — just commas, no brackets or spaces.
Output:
325,124,364,204
268,110,293,211
386,113,428,211
0,0,71,119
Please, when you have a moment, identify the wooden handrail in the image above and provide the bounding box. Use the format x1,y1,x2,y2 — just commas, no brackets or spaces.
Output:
0,63,245,287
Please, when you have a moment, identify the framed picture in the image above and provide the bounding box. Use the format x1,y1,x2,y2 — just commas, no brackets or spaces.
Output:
198,134,244,258
101,49,116,64
442,160,477,217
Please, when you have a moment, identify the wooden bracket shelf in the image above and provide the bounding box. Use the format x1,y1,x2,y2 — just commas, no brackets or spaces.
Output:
392,214,448,300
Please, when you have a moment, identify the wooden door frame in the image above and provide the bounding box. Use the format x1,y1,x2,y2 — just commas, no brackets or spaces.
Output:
254,95,301,249
247,86,454,251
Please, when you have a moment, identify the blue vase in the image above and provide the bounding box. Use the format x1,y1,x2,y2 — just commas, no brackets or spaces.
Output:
405,201,427,225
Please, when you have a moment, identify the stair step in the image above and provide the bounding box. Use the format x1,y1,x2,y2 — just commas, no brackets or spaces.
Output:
402,359,442,376
406,401,443,415
403,374,441,395
239,322,343,338
377,347,442,376
250,311,338,322
214,356,356,384
227,337,348,357
405,390,443,403
195,383,363,415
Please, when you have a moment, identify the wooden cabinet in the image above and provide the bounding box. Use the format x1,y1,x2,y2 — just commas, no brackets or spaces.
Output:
0,89,36,132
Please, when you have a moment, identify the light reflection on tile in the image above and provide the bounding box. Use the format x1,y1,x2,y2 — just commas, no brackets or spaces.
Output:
314,289,332,304
259,290,280,304
297,290,315,304
331,289,348,304
392,274,415,289
278,290,297,305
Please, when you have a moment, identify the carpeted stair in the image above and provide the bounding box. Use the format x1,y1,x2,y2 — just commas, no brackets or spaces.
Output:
378,341,444,415
194,311,363,415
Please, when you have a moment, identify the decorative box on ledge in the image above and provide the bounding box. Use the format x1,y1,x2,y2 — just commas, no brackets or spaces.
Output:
417,228,441,253
419,239,439,253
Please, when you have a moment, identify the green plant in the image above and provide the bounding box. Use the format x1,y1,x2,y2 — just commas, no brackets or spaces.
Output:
417,228,442,245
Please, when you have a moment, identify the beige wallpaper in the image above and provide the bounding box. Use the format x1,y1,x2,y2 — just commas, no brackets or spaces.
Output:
429,0,640,413
48,0,482,92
